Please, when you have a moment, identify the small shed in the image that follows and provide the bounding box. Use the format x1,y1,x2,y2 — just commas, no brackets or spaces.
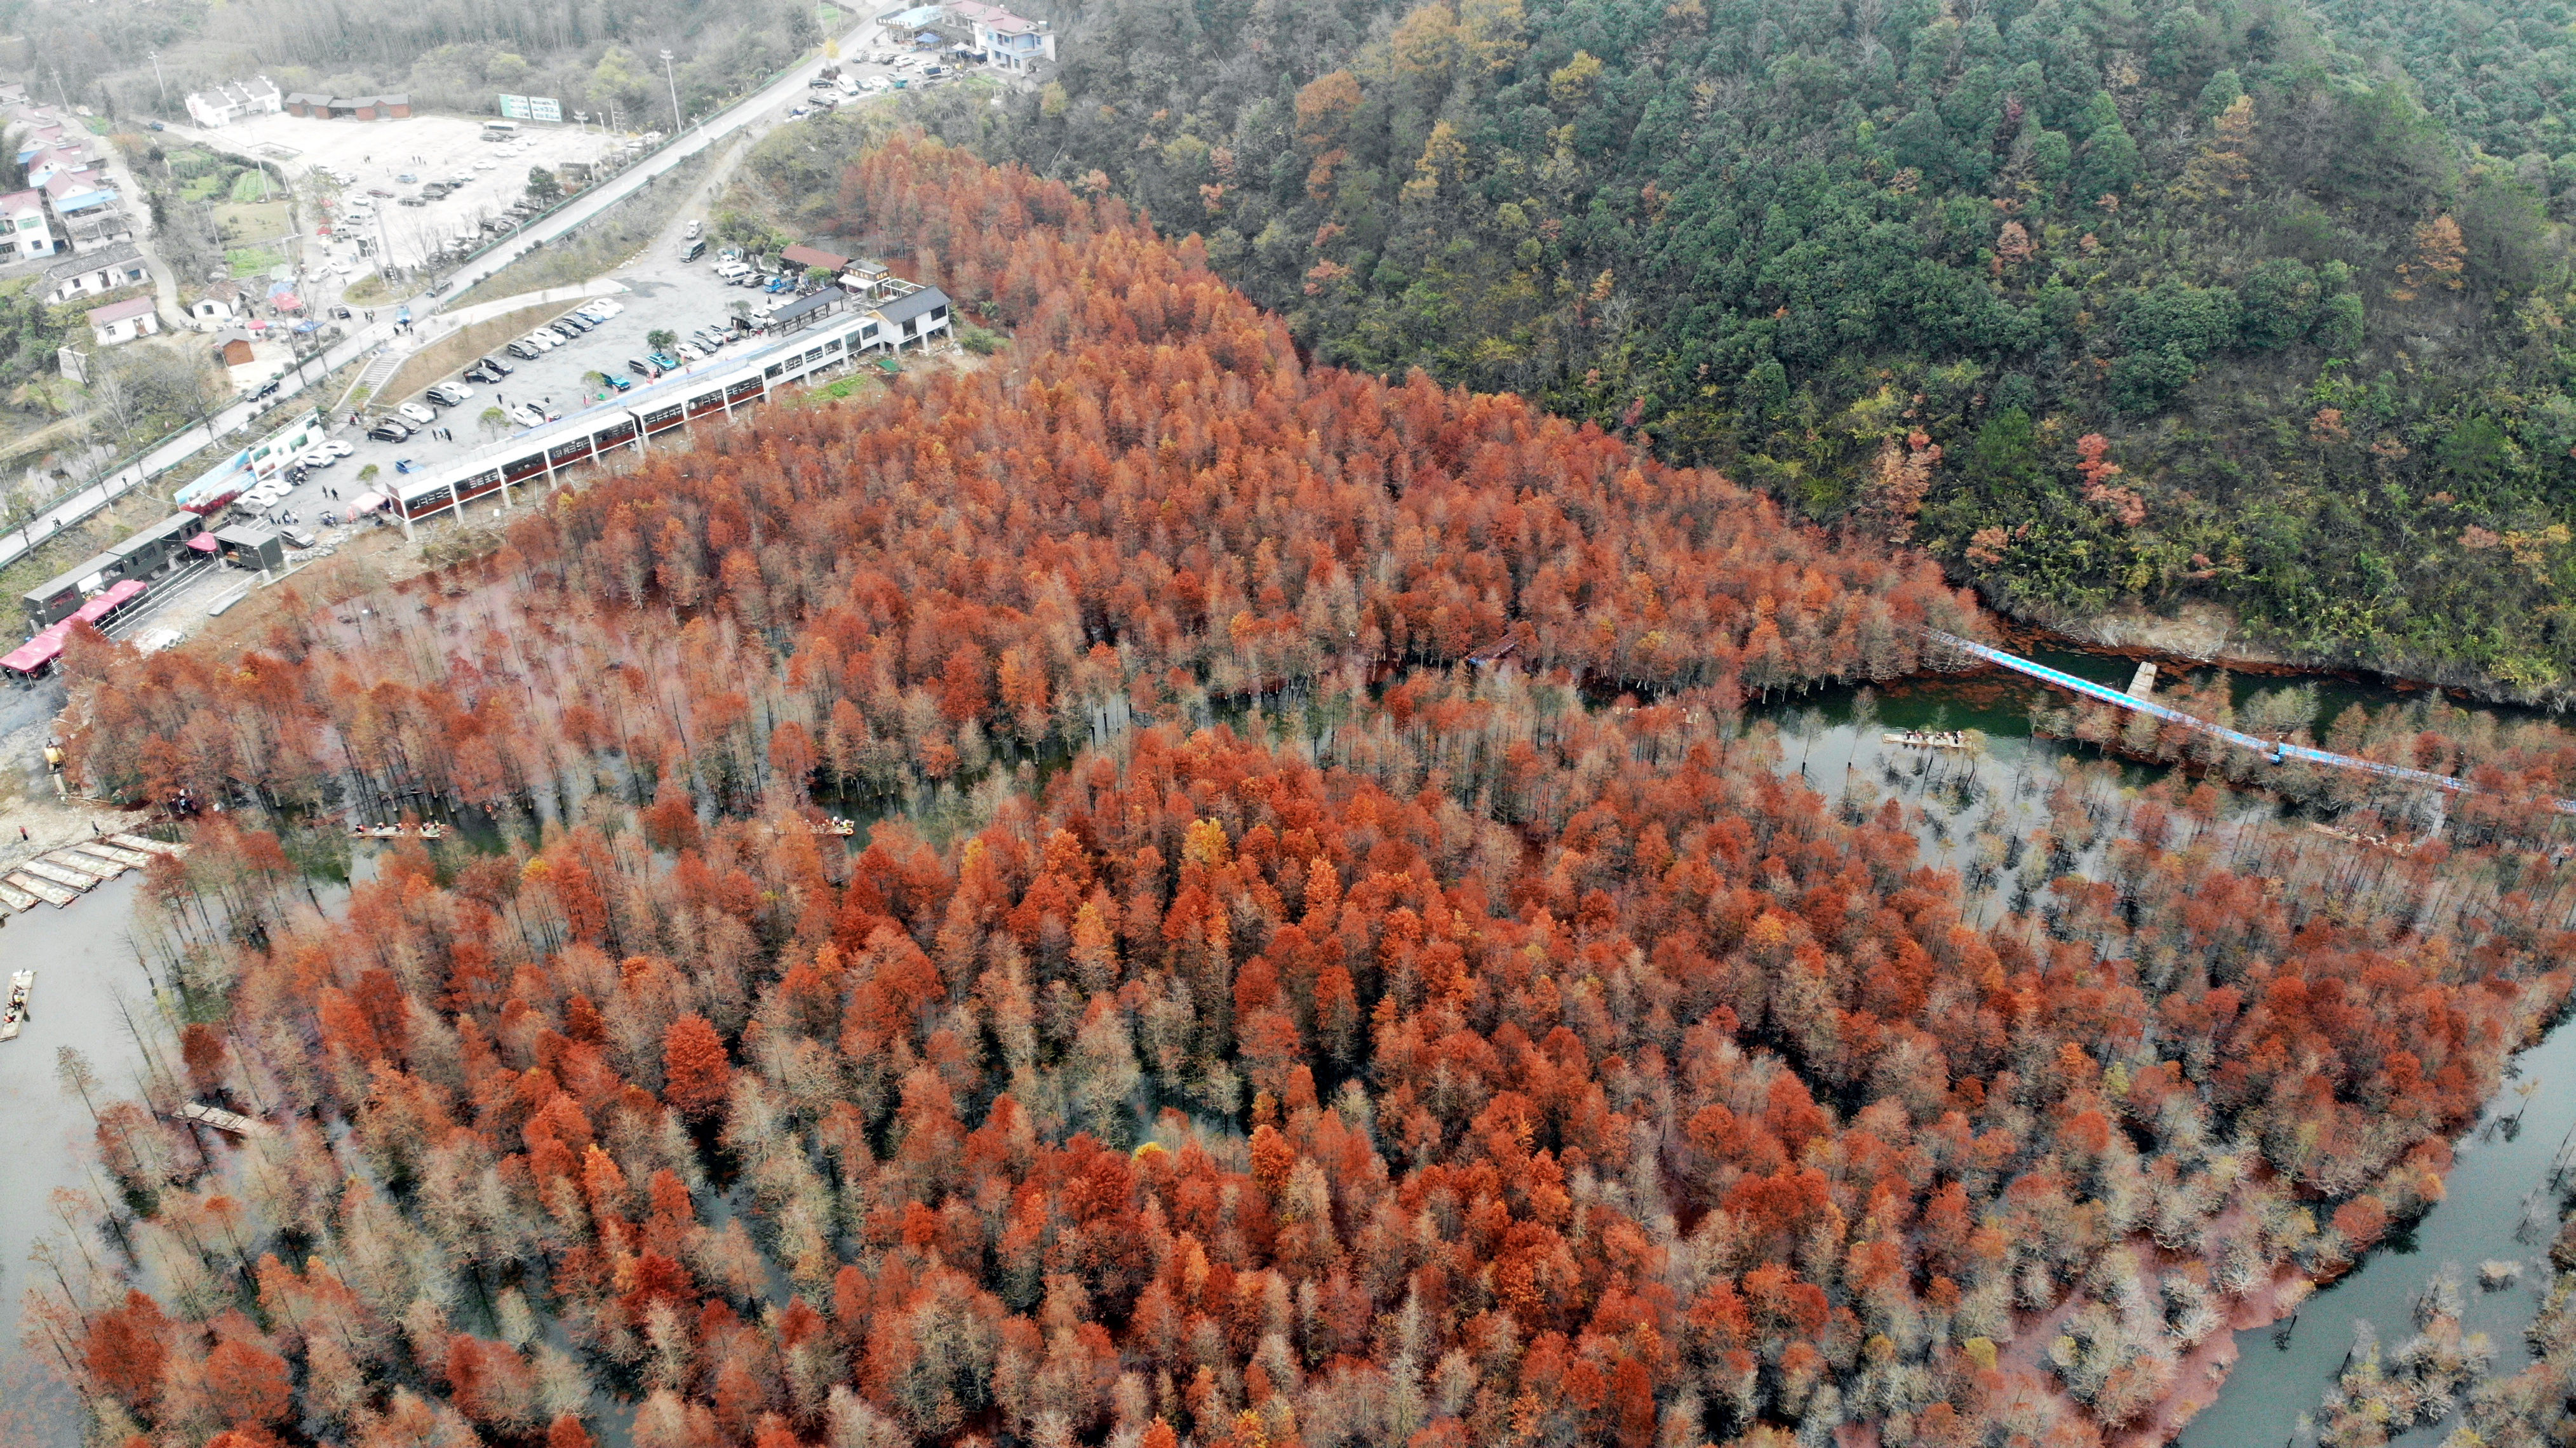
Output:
284,92,332,117
211,525,284,572
782,243,851,274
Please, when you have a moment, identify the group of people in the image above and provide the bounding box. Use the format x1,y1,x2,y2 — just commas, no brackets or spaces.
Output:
1896,729,1969,747
3,972,29,1033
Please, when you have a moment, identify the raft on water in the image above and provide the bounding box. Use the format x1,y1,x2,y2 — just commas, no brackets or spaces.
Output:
110,832,184,857
72,843,153,869
0,878,37,913
45,850,122,881
171,1102,271,1137
1,969,30,1042
6,873,75,908
1883,731,1975,751
17,859,97,891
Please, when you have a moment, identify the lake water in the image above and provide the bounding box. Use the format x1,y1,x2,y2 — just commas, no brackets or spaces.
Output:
0,874,156,1448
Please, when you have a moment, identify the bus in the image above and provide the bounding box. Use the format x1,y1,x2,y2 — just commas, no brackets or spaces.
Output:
483,120,521,140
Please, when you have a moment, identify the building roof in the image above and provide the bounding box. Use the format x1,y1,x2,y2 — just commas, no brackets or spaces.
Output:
874,285,952,325
772,286,845,326
376,93,410,106
86,297,157,325
950,0,1042,32
888,4,946,25
45,243,141,281
781,243,850,271
0,188,39,212
284,91,332,107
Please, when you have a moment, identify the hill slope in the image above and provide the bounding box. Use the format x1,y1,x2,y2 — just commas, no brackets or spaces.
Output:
974,0,2576,697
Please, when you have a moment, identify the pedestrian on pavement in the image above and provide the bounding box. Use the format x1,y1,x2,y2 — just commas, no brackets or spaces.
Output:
17,826,27,841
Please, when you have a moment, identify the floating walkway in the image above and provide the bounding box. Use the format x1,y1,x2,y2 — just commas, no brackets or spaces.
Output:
1924,629,2575,808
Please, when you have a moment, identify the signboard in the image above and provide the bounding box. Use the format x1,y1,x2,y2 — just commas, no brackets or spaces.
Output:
497,93,531,119
529,96,563,123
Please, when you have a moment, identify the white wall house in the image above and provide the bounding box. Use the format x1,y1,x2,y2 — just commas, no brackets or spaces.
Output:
86,297,161,345
185,76,283,128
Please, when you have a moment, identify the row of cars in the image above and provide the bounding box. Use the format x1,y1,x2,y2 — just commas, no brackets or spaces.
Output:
501,297,626,363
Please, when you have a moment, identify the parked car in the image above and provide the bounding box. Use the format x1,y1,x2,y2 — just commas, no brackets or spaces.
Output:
366,421,411,443
605,372,633,392
685,219,703,239
323,439,354,459
648,350,681,370
524,332,559,351
396,172,418,183
398,196,428,207
398,401,437,426
281,526,319,550
504,340,542,360
627,358,655,377
427,382,473,406
680,238,706,263
676,342,706,361
509,403,550,428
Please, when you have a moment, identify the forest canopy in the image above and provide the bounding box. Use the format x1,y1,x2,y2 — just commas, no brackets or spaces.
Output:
956,0,2576,699
35,134,2576,1448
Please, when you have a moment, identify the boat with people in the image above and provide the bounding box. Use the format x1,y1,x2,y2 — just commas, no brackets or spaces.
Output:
1,969,31,1041
1883,729,1975,750
347,821,450,840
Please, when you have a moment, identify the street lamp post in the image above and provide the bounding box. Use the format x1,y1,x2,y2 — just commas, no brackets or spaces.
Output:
662,50,681,133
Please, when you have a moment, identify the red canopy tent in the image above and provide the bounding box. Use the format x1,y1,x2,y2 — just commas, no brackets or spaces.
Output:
2,621,72,677
72,579,146,627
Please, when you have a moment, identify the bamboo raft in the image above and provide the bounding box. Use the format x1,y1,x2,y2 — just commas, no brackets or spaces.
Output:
0,970,29,1041
171,1102,271,1137
45,850,121,882
73,842,154,869
2307,822,2426,854
348,822,450,840
109,832,184,856
17,859,97,891
6,873,75,908
807,818,858,836
0,878,37,913
1883,730,1975,751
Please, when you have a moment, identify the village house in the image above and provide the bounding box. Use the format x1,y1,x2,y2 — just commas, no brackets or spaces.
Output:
187,280,252,328
44,243,148,304
0,188,60,262
86,296,161,345
184,76,283,128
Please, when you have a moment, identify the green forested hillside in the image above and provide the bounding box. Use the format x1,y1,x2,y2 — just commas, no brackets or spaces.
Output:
972,0,2576,697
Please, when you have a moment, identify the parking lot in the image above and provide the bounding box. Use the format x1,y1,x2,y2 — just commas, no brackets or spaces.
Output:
205,111,631,274
241,226,772,528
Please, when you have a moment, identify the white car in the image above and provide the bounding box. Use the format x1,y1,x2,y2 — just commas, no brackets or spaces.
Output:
398,401,437,425
323,439,354,458
474,159,497,171
525,331,560,351
509,403,549,428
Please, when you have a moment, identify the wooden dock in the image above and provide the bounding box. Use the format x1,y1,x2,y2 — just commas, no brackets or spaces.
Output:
170,1103,271,1137
110,832,184,857
6,873,74,908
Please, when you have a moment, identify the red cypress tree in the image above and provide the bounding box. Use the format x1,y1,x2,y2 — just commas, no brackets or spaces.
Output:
663,1013,733,1121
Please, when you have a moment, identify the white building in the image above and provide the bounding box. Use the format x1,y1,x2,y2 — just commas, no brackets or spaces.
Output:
44,244,148,304
185,76,283,129
86,297,161,345
0,188,60,262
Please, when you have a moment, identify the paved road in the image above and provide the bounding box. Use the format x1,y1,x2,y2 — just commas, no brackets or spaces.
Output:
0,20,871,582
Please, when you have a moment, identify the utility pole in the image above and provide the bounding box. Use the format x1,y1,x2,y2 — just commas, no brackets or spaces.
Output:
149,51,167,107
662,50,681,133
